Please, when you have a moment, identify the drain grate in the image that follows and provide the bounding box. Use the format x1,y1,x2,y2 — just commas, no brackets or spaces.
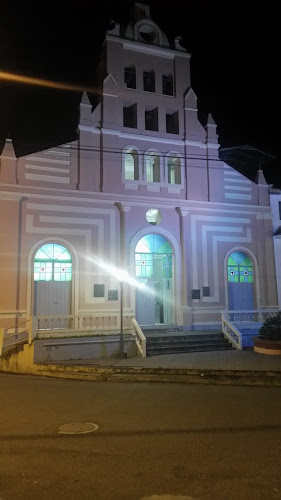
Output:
58,422,99,435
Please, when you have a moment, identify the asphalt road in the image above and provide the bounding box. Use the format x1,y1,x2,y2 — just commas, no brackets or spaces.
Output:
1,374,281,500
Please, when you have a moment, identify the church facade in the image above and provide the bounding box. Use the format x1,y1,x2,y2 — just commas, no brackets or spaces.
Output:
0,2,278,335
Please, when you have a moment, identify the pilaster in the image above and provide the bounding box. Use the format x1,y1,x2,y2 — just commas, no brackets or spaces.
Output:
176,207,192,328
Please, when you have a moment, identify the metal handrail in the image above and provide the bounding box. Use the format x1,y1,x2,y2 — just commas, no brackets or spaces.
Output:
0,319,30,356
5,319,29,333
221,313,243,350
132,317,146,357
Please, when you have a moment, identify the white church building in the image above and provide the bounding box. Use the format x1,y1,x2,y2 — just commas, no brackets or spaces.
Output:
0,3,278,357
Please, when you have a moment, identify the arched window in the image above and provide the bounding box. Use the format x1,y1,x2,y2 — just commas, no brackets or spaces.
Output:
124,150,139,180
162,74,173,95
168,156,181,184
227,252,253,283
34,243,72,281
124,65,136,89
143,70,155,92
135,234,172,279
145,153,160,182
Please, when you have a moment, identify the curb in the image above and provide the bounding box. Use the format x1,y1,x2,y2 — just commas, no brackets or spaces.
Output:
32,364,281,386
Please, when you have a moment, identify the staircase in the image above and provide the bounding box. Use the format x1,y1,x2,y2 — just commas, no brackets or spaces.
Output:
143,328,235,356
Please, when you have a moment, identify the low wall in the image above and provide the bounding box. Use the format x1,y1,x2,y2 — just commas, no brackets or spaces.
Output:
34,335,137,363
0,343,36,374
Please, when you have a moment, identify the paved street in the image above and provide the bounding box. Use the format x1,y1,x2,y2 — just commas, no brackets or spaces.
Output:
1,373,281,500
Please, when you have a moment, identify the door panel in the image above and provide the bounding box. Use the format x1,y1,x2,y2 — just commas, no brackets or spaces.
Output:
228,282,254,310
135,278,155,325
34,281,71,328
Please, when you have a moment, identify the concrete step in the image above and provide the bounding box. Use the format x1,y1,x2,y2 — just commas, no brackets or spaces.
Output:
146,345,234,356
146,334,226,343
145,331,234,356
147,340,231,349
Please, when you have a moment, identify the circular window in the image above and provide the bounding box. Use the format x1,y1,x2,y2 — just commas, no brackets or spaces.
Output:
139,24,156,42
146,208,162,225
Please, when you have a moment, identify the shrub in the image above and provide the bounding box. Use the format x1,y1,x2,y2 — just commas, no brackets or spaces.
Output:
258,312,281,341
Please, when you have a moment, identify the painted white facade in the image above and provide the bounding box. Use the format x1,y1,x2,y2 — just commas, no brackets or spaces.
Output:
0,2,278,334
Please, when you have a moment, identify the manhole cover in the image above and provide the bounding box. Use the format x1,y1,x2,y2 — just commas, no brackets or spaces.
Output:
58,422,99,434
139,496,196,500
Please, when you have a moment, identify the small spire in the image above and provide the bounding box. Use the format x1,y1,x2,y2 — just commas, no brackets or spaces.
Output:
80,92,91,106
1,138,16,158
205,113,218,144
207,113,216,127
255,169,268,186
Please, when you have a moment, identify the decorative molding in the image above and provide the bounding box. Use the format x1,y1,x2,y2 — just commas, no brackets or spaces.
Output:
121,39,191,59
25,165,70,174
176,207,189,217
0,186,272,211
225,193,252,200
24,173,70,184
224,177,252,184
225,185,252,191
256,212,273,220
25,156,70,165
0,192,23,201
191,214,252,302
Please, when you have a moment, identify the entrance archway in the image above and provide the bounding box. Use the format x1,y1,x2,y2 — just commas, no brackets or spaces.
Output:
135,234,173,325
33,243,72,319
227,251,254,311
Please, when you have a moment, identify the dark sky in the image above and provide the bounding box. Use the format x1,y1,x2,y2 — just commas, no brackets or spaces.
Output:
1,0,280,186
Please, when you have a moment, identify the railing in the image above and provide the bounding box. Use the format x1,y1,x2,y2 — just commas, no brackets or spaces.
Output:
132,317,146,358
226,309,279,323
222,309,280,351
0,319,30,356
221,313,243,350
36,313,135,334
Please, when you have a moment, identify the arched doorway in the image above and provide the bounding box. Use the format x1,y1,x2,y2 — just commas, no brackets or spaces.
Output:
135,234,173,325
227,251,254,311
33,243,72,319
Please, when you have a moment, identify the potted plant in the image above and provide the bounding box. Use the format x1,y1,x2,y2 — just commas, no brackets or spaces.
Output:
253,312,281,355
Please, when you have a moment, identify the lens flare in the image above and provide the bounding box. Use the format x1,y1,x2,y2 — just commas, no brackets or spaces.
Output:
85,255,156,296
0,70,99,93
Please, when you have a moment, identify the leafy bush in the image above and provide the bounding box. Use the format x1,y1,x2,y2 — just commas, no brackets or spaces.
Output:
258,312,281,341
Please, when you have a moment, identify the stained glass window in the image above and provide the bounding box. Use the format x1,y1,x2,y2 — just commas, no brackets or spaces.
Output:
135,235,172,278
135,234,172,254
34,244,72,281
227,251,253,283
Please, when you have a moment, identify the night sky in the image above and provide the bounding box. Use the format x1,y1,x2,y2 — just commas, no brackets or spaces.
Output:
1,0,280,186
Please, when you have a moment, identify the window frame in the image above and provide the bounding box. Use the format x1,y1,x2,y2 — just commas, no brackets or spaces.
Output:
144,150,161,183
143,69,155,93
162,73,174,96
124,65,136,89
122,147,141,183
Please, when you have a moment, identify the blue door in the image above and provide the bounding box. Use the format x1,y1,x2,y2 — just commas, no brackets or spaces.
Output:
228,251,254,313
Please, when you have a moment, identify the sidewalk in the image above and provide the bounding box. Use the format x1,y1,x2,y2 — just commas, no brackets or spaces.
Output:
52,348,281,372
35,348,281,387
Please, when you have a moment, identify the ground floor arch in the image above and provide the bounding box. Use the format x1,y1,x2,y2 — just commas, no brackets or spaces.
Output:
227,250,255,311
135,234,174,326
33,242,72,320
